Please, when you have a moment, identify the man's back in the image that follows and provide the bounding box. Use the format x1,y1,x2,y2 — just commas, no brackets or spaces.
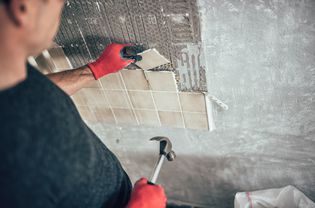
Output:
0,64,131,208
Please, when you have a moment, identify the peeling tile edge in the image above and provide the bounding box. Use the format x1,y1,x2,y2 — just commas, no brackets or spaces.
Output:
204,93,216,132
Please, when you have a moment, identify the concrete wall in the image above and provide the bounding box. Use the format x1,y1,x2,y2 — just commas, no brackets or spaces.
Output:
87,0,315,207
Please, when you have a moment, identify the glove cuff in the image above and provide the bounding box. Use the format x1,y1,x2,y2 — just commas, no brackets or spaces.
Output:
87,62,107,80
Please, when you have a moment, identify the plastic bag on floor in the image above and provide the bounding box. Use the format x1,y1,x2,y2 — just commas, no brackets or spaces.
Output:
234,185,315,208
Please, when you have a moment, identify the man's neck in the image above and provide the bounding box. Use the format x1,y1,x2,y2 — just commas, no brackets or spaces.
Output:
0,33,28,91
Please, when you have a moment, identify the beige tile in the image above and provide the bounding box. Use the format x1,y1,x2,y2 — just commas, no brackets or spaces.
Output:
113,108,137,125
159,111,184,128
179,92,206,113
71,92,84,106
121,70,150,90
104,90,131,108
183,112,208,130
35,54,53,74
91,107,116,124
153,92,181,111
135,110,160,126
77,106,97,123
135,49,170,70
100,72,124,90
85,80,102,89
77,88,109,107
48,47,71,70
128,91,155,109
144,71,177,91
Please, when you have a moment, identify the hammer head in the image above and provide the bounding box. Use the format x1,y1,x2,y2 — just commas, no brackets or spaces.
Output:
150,136,176,161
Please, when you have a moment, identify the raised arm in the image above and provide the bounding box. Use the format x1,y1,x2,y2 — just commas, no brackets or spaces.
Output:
46,65,94,96
47,43,136,96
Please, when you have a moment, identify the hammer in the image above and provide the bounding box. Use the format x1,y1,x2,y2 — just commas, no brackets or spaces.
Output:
149,136,176,184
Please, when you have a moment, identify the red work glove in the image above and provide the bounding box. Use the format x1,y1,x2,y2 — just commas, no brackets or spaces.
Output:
126,178,167,208
88,43,134,80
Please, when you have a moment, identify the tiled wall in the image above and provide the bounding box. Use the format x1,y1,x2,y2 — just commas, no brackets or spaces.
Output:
32,46,210,130
74,70,209,130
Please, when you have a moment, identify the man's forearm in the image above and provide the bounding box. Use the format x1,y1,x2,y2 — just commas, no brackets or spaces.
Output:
46,65,95,96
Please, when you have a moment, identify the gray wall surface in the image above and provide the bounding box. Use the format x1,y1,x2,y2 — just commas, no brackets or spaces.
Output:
86,0,315,207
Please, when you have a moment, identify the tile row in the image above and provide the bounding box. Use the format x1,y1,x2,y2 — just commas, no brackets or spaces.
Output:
86,70,178,92
72,88,207,113
77,106,209,130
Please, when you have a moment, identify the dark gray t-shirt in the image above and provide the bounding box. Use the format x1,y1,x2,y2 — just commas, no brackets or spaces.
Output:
0,64,131,208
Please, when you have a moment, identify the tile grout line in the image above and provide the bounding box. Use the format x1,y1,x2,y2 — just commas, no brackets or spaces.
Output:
173,71,186,128
176,92,186,129
143,71,162,127
118,71,140,126
74,104,207,114
98,77,118,125
74,105,207,115
101,88,202,94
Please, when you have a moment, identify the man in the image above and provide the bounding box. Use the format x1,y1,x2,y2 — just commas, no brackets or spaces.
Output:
0,0,167,207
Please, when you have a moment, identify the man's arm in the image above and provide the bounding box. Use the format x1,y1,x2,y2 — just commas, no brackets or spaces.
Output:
47,65,95,96
46,43,135,96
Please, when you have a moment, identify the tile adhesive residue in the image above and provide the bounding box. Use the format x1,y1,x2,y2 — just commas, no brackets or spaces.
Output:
55,0,207,92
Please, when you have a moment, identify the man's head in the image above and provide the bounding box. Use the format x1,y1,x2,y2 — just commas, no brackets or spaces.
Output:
0,0,64,56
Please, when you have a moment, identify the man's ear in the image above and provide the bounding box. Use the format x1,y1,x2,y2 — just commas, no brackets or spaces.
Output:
7,0,28,27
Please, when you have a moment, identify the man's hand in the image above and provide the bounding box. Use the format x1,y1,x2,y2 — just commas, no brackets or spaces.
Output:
88,43,134,80
127,178,167,208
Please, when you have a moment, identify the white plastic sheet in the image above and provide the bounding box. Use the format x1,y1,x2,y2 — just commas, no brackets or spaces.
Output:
234,185,315,208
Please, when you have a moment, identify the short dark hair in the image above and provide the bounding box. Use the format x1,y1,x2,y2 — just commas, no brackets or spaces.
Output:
1,0,10,4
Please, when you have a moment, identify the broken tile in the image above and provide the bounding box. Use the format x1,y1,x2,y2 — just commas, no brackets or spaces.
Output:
135,49,170,70
159,111,184,128
77,106,97,123
153,92,181,111
77,88,109,108
113,108,137,125
100,72,124,90
91,107,116,124
104,90,131,109
121,70,150,90
144,71,177,91
135,110,160,126
128,91,155,109
179,92,206,113
48,47,72,70
183,112,208,130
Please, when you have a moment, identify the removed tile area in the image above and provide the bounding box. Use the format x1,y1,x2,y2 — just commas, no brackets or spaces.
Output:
135,49,170,70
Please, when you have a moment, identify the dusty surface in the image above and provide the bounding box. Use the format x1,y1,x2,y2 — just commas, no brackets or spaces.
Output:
55,0,206,91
